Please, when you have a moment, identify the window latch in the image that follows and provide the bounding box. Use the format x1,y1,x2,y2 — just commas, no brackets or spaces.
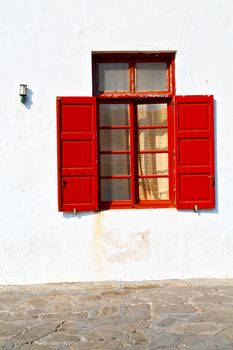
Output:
61,179,66,187
208,175,215,187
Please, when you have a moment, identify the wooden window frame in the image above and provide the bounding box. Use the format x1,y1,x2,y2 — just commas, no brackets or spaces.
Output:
56,53,215,212
93,52,176,209
93,52,176,98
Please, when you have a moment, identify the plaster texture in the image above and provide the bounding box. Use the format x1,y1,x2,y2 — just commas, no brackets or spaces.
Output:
0,0,233,284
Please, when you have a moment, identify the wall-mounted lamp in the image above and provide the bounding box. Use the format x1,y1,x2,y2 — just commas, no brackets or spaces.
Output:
19,84,27,103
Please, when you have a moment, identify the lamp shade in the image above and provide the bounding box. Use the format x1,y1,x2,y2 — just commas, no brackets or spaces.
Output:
19,84,27,96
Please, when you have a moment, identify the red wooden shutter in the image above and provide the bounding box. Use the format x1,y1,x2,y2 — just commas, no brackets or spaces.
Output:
175,95,215,210
57,97,98,212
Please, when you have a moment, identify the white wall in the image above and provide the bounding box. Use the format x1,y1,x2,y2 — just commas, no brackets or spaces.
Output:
1,0,233,284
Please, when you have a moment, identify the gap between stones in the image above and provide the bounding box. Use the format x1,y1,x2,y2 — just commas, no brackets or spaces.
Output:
15,321,66,349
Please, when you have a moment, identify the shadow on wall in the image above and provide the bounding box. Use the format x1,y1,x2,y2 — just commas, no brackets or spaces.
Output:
213,99,219,214
24,88,33,109
63,212,95,219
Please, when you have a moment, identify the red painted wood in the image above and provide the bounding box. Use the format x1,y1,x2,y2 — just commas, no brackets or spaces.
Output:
62,177,95,208
97,93,173,99
100,201,174,210
130,102,136,204
175,95,215,210
167,102,175,204
57,97,98,212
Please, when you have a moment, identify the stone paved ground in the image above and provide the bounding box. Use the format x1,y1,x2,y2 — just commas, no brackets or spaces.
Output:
0,280,233,349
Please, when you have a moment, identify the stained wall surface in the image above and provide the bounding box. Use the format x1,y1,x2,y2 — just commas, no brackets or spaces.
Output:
0,0,233,284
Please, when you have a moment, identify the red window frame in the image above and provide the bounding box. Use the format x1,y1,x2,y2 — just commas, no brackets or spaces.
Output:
93,52,176,98
93,52,176,209
98,99,175,209
56,53,215,212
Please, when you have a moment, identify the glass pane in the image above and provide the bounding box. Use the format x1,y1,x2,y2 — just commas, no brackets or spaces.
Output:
137,104,167,126
136,62,167,91
101,179,131,201
98,63,129,92
138,129,168,150
139,178,169,200
101,154,130,176
138,153,168,175
100,129,130,151
99,104,129,126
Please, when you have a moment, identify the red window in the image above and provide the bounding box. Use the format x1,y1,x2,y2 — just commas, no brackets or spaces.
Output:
57,52,215,212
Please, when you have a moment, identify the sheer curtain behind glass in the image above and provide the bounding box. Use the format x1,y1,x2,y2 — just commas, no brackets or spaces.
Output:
138,104,169,200
98,63,129,92
99,104,131,201
136,63,168,91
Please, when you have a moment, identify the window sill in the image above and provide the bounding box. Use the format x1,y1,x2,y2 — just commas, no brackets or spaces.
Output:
96,92,173,99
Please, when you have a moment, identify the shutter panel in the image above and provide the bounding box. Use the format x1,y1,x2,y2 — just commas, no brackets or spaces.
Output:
175,95,215,210
57,97,98,212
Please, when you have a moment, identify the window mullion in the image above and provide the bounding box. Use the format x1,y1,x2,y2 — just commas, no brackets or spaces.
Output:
129,61,135,93
168,101,175,204
129,102,136,205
